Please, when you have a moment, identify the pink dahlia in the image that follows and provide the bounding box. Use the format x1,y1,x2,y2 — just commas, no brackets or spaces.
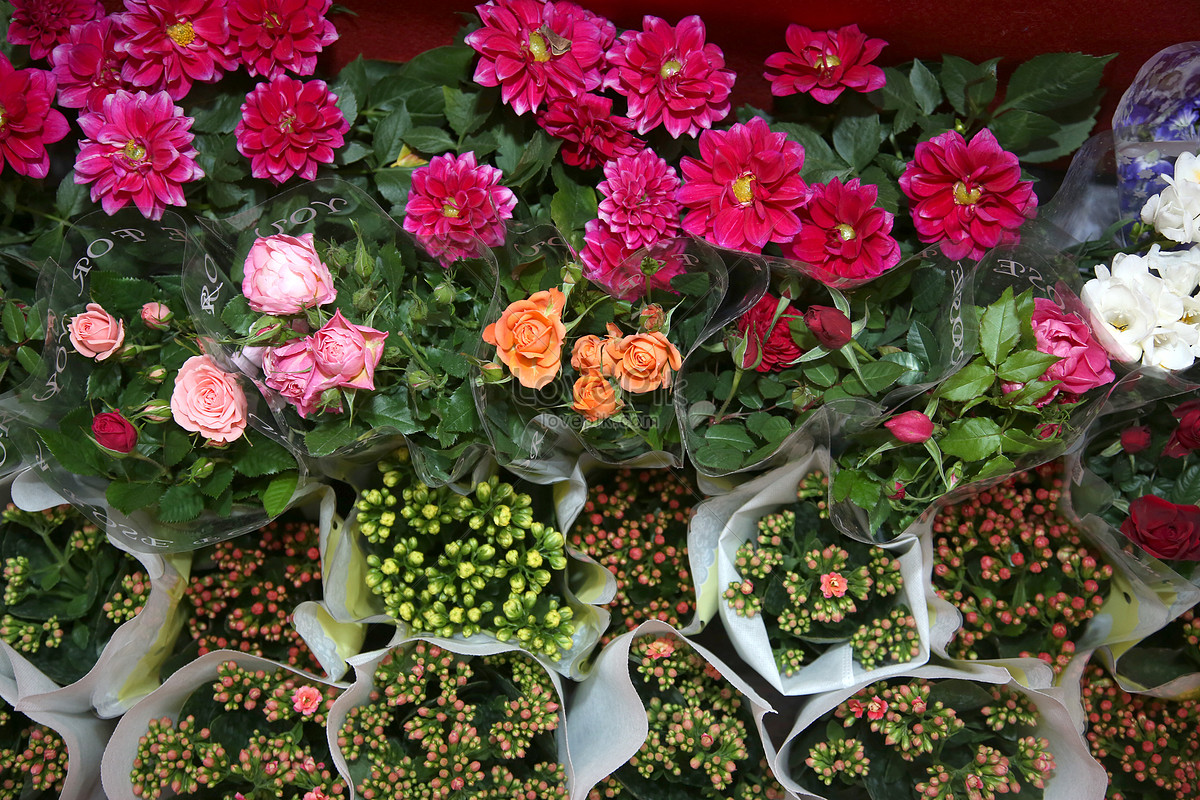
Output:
0,56,70,179
465,0,608,115
8,0,104,61
602,15,735,139
236,76,348,184
764,24,887,104
783,177,900,285
580,218,684,301
225,0,338,79
537,93,642,170
597,150,680,251
678,116,808,253
403,151,518,266
74,89,204,219
50,17,131,112
115,0,234,100
899,128,1038,261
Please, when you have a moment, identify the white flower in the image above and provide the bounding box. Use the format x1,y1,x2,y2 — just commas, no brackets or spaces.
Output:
1082,270,1158,362
1141,152,1200,243
1146,243,1200,297
1173,151,1200,187
1141,322,1199,370
1108,250,1185,324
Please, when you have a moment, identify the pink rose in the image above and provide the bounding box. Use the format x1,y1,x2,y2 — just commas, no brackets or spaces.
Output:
262,338,323,418
242,232,336,315
170,355,249,443
140,301,172,329
1030,298,1115,406
884,410,934,443
68,302,125,360
309,310,388,393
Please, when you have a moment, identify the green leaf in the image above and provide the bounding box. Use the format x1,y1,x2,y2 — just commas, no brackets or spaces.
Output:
55,175,89,219
989,109,1060,153
872,68,919,133
261,471,299,517
1016,113,1100,163
857,360,911,395
443,86,494,138
669,272,710,296
937,360,994,401
1000,428,1047,455
362,393,422,435
910,60,942,114
398,44,476,88
402,126,456,155
375,169,412,207
305,419,361,457
999,53,1114,114
996,350,1060,384
157,484,204,523
705,424,756,451
191,92,244,134
834,468,881,510
503,129,559,189
975,454,1016,481
549,167,598,252
1,301,24,342
775,122,851,183
1169,463,1200,505
939,418,1002,461
16,345,41,376
804,361,840,388
37,428,105,477
437,383,478,435
106,481,164,515
373,105,413,164
832,115,882,173
231,440,297,477
89,273,157,317
747,413,792,444
162,429,190,468
906,321,935,368
200,463,235,498
979,289,1021,366
693,444,744,473
220,295,258,337
939,56,999,116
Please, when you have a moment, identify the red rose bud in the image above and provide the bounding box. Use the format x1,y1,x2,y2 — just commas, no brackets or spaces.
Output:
1121,425,1152,454
884,410,934,443
92,411,138,453
804,305,853,349
887,481,905,500
1035,422,1062,440
1121,494,1200,560
1164,400,1200,457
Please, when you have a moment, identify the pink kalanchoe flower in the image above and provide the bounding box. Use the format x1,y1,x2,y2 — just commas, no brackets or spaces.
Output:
597,150,681,251
290,685,323,715
784,177,900,285
115,0,235,100
74,89,204,219
603,14,735,139
580,218,685,301
465,0,608,115
403,151,518,266
763,24,887,104
8,0,104,61
899,127,1038,261
50,17,131,112
225,0,338,79
678,116,808,253
0,56,70,179
236,76,349,184
536,93,642,170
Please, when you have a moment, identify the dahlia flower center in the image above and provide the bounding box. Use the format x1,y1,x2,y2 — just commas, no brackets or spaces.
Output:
442,201,460,218
817,53,842,72
952,181,983,206
264,11,282,29
731,173,756,206
0,104,5,130
166,21,196,47
835,223,856,241
660,59,683,79
527,32,551,63
279,115,297,132
123,140,147,163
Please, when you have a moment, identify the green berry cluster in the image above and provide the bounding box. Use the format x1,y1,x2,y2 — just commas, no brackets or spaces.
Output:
359,453,576,660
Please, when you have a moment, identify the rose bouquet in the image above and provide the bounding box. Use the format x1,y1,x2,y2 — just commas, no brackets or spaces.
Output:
332,638,569,800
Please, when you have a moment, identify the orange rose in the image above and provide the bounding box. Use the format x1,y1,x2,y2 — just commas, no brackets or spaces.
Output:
571,334,610,374
482,288,567,390
608,331,683,394
571,373,623,421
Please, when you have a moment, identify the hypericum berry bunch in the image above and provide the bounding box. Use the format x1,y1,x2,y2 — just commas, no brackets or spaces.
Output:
724,473,918,675
171,516,326,676
930,463,1113,676
588,634,785,800
567,468,697,642
0,705,67,799
337,641,568,800
792,678,1055,800
1081,663,1200,800
0,503,143,685
129,660,343,800
359,451,576,660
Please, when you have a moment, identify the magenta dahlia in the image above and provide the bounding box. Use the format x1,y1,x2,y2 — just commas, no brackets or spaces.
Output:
0,56,70,179
7,0,104,61
74,89,204,219
580,218,685,301
225,0,338,79
678,116,808,253
602,14,735,139
537,93,642,170
236,76,349,184
598,150,680,251
465,0,608,115
763,24,887,104
899,127,1038,261
115,0,234,100
403,151,518,266
50,17,130,112
783,177,900,285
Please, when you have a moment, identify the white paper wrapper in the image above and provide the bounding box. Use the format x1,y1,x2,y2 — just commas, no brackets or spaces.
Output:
100,649,343,800
564,619,792,800
775,659,1107,800
328,630,576,800
690,451,943,695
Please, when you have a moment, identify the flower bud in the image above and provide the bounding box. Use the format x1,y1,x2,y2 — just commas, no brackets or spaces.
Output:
803,305,853,349
189,459,216,480
92,410,138,453
1121,425,1152,454
407,369,437,391
432,281,457,306
640,303,666,333
887,481,905,500
884,410,934,444
139,399,173,423
353,287,378,313
142,366,168,384
140,302,173,330
247,316,285,344
479,362,507,383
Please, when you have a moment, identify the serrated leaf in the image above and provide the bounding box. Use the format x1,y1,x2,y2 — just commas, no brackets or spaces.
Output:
437,383,478,435
231,440,296,477
937,360,994,401
939,418,1002,461
939,56,999,116
191,92,244,134
305,419,361,457
86,364,121,402
990,109,1060,153
162,429,190,468
374,105,413,164
402,126,455,155
363,392,422,435
910,60,942,114
979,289,1021,366
106,480,164,514
157,484,204,523
832,115,882,173
220,295,258,337
858,360,911,395
906,321,935,368
998,53,1114,114
1169,463,1200,505
375,169,411,207
996,349,1059,383
773,122,839,163
550,177,598,252
262,471,299,517
200,463,235,497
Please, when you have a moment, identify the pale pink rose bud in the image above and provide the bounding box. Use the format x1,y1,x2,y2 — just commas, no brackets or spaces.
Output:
170,355,249,443
139,399,173,423
68,302,125,360
140,301,173,329
242,232,336,315
884,410,934,443
143,366,168,384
